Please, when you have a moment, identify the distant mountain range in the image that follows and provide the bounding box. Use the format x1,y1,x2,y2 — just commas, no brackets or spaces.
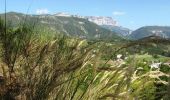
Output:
0,12,123,41
1,12,170,41
101,25,132,37
53,12,118,26
129,26,170,40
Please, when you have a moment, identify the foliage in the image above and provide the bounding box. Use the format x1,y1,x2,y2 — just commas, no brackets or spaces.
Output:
0,17,170,100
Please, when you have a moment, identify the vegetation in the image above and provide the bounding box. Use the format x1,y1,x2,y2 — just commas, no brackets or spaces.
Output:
0,15,170,100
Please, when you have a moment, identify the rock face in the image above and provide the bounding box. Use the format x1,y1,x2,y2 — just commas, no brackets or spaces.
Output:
86,16,117,26
43,12,118,26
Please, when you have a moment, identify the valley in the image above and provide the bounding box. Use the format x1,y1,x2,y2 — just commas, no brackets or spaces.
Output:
0,11,170,100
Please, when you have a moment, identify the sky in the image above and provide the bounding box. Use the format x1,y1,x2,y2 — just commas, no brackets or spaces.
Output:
0,0,170,30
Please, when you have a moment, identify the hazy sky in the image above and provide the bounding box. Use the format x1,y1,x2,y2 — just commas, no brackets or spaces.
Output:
0,0,170,29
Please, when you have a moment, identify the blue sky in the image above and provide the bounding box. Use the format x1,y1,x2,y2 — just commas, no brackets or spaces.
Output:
0,0,170,30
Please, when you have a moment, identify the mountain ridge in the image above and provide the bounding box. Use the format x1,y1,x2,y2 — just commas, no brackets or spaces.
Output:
129,26,170,40
0,12,123,41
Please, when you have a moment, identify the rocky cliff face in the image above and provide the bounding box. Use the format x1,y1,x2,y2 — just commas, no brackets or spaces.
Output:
86,16,117,26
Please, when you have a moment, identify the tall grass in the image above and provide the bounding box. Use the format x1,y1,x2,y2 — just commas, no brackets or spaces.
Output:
0,16,170,100
0,17,95,99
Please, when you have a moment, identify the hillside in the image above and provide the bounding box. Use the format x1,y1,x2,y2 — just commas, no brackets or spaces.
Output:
102,25,132,37
130,26,170,40
0,12,123,41
1,13,170,100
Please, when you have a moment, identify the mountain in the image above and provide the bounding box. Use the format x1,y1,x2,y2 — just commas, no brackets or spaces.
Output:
130,26,170,40
84,16,132,38
85,16,117,26
54,12,118,26
0,12,123,41
101,25,132,37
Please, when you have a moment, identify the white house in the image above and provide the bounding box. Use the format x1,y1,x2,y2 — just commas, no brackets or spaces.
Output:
150,61,162,70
